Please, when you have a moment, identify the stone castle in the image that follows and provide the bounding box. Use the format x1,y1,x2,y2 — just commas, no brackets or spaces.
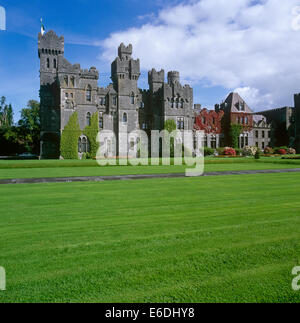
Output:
38,30,300,158
38,30,194,158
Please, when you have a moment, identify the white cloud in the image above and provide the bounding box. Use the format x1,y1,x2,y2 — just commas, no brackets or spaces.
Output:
99,0,300,111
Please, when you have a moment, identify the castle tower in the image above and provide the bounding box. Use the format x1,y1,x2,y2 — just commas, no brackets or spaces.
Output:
38,30,64,159
38,30,64,85
111,43,141,142
148,69,165,93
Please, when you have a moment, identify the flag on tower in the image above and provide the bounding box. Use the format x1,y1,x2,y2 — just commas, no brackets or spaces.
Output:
41,18,45,36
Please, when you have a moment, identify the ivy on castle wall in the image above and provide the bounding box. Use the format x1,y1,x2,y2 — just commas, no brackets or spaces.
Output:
83,112,99,158
60,111,81,159
229,124,243,148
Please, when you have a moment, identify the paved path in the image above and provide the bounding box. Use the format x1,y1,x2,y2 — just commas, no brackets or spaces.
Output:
0,168,300,185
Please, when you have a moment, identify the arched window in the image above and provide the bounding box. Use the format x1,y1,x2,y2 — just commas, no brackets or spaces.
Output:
47,58,50,69
86,112,91,126
82,137,87,153
86,85,92,102
131,93,135,104
78,136,90,153
123,113,128,123
70,77,75,87
78,138,82,153
53,58,57,69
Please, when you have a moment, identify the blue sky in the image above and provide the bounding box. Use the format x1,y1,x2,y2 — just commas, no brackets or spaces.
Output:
0,0,299,122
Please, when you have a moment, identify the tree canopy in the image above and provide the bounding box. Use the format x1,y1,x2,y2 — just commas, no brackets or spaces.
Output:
0,96,14,127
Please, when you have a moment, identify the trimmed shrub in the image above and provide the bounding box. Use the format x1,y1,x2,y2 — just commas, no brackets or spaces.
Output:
235,148,242,156
254,148,261,159
60,112,82,159
204,147,215,156
287,148,296,155
242,146,258,157
83,112,99,159
217,147,225,155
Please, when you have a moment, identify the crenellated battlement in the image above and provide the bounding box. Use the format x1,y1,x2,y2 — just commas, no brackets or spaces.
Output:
38,30,64,57
148,69,165,84
81,67,99,80
167,71,180,85
118,43,133,60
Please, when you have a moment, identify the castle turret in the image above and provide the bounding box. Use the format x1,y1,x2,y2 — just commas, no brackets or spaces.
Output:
38,30,64,85
167,71,180,85
118,43,132,60
111,43,140,93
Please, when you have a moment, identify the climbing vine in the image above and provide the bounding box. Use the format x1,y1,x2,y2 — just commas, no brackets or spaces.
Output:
229,124,243,148
83,112,99,158
60,111,81,159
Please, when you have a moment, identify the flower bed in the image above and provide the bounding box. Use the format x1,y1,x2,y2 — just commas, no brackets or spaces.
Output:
215,155,245,158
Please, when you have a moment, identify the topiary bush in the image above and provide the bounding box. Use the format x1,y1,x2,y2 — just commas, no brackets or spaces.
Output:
60,112,82,159
84,112,99,159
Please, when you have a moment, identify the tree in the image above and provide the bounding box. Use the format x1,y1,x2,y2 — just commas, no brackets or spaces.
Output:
0,96,14,127
18,100,41,154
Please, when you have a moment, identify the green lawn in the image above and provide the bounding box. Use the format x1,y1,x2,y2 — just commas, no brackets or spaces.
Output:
0,158,299,179
0,173,300,302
